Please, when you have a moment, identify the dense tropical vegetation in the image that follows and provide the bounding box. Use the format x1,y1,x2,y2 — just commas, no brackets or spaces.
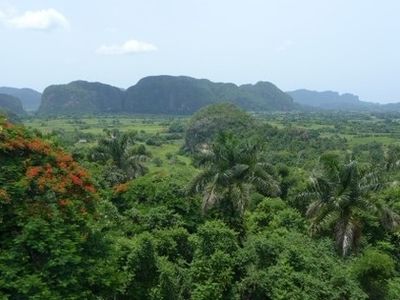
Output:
2,104,400,299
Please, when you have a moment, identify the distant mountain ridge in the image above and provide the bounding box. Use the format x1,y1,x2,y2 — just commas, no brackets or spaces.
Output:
39,81,124,115
288,89,380,111
0,93,25,116
38,76,296,115
0,87,41,111
8,78,400,115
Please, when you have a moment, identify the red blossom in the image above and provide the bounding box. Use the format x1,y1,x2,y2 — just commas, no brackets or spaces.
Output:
76,169,89,178
70,174,83,186
57,162,68,169
56,153,73,164
26,166,42,178
26,139,51,155
4,138,26,150
44,164,53,176
84,185,96,193
1,119,97,217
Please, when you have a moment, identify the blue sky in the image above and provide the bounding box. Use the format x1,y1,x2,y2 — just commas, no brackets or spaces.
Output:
0,0,399,103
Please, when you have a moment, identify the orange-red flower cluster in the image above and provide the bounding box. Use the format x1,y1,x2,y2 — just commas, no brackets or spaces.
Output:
26,139,52,155
70,174,83,186
0,118,100,222
0,119,97,210
2,137,26,150
26,166,42,178
85,185,96,193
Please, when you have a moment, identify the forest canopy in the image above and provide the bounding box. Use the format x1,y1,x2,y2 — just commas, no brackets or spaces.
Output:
2,106,400,299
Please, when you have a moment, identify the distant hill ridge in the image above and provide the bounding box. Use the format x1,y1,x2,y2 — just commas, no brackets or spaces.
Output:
8,77,400,115
38,75,296,115
287,89,381,111
39,81,124,115
0,87,41,111
0,93,26,116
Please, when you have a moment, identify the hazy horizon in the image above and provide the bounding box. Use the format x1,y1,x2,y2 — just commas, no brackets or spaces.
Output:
1,0,400,103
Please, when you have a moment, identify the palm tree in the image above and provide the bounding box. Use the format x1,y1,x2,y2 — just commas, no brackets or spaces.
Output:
301,154,399,256
92,129,148,180
385,144,400,171
188,133,280,217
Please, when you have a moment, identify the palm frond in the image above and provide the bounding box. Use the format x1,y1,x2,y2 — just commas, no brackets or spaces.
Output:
186,168,216,195
202,184,219,213
379,205,400,230
334,217,361,256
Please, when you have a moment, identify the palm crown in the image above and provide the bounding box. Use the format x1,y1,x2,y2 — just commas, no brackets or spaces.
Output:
92,129,148,181
302,154,400,256
188,133,280,215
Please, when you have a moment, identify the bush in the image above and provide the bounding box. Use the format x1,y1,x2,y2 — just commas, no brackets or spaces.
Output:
352,248,396,299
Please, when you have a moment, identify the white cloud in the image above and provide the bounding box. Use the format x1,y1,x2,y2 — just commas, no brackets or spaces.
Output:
96,39,157,55
5,8,69,31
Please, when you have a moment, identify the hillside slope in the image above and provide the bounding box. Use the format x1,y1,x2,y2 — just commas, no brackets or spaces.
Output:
39,81,125,115
0,93,26,115
38,76,296,115
0,87,41,111
288,89,379,111
125,76,295,114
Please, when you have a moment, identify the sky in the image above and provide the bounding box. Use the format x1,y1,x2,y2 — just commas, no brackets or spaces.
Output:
0,0,400,103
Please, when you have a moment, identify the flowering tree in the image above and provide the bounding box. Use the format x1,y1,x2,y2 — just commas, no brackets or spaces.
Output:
0,117,114,298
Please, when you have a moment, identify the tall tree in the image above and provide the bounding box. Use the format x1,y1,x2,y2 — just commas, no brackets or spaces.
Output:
0,118,116,299
188,133,280,220
302,154,400,256
92,129,148,182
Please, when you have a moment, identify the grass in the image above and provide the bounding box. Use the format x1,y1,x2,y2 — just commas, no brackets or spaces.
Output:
23,116,194,176
23,116,171,135
146,141,197,175
343,134,399,146
22,113,400,177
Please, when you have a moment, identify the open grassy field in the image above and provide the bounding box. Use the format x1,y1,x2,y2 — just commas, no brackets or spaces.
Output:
24,114,400,151
22,113,400,178
24,113,400,142
23,116,175,135
23,115,195,176
259,112,400,147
